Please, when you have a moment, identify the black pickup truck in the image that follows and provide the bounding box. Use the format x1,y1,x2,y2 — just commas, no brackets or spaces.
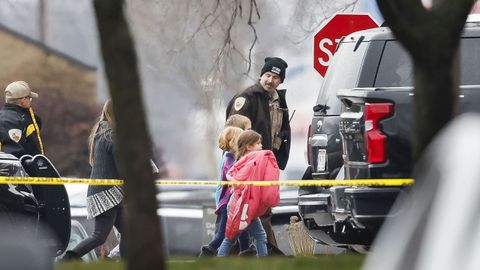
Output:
299,19,480,248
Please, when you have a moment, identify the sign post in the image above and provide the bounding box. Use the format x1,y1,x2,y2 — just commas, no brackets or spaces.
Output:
313,14,379,77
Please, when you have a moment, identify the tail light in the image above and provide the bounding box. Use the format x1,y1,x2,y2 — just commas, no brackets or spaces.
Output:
365,103,394,163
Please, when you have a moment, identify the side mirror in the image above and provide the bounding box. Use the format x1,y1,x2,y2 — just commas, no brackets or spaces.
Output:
313,104,329,113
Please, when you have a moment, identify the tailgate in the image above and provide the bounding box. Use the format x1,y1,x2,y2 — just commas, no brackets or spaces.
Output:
338,87,413,179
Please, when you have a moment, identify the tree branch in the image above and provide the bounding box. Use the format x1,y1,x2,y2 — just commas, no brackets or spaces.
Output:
246,0,259,74
185,0,222,44
289,0,357,45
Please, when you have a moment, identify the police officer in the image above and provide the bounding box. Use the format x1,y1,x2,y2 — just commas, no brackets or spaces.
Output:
226,57,291,254
226,57,291,170
0,81,44,158
0,81,45,230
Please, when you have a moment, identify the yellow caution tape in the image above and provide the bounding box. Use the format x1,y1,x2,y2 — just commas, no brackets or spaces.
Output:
0,176,123,186
0,176,414,187
155,179,414,187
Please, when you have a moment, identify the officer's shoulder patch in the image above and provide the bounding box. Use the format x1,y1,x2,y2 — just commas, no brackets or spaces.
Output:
8,129,22,143
234,97,246,111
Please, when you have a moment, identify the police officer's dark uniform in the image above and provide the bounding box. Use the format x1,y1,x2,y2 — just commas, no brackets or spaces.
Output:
0,81,43,157
226,83,291,170
226,57,291,254
0,81,43,218
0,104,43,157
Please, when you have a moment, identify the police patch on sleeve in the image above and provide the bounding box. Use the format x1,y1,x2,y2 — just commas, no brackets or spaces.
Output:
8,129,22,143
234,97,246,111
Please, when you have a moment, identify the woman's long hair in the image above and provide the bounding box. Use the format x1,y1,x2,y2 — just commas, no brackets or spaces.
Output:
88,99,115,166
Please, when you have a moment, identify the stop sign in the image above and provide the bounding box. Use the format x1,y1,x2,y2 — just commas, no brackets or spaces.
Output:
314,14,379,77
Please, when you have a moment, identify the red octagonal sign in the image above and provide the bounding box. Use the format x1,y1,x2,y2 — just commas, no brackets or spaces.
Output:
314,14,379,77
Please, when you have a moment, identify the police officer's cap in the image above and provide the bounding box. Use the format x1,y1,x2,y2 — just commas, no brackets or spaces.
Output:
5,81,39,99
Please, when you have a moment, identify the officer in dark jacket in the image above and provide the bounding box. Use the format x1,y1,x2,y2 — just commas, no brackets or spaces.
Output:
226,57,291,170
226,57,291,254
0,81,44,227
0,81,44,158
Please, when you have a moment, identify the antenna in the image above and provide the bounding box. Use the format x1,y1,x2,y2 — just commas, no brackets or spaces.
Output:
289,109,296,123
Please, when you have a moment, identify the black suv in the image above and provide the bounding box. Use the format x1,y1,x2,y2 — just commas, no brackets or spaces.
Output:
299,20,480,248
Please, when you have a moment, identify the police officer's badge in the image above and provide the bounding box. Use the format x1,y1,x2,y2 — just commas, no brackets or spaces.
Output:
234,97,246,111
8,129,22,143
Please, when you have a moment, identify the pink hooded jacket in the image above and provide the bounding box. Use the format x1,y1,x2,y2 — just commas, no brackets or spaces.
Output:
225,150,280,240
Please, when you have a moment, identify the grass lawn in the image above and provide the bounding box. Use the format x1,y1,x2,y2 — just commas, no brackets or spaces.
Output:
56,255,365,270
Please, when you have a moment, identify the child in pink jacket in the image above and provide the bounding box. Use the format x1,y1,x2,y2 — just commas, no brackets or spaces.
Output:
217,130,280,257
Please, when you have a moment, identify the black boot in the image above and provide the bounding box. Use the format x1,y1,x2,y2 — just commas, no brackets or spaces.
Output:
199,245,216,257
238,244,257,256
60,251,82,262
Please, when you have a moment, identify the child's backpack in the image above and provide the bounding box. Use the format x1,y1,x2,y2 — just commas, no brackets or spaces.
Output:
225,150,279,240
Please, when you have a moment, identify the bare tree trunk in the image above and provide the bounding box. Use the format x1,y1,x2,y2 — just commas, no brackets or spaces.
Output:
376,0,474,164
413,51,458,164
93,1,166,269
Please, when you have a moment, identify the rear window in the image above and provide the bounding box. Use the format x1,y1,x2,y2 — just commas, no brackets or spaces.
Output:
374,38,480,87
374,42,413,87
316,41,368,115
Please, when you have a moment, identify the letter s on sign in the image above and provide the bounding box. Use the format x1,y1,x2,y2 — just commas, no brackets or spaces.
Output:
318,38,333,66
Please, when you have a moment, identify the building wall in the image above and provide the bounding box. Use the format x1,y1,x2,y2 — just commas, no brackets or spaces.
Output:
0,29,99,177
0,30,96,103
